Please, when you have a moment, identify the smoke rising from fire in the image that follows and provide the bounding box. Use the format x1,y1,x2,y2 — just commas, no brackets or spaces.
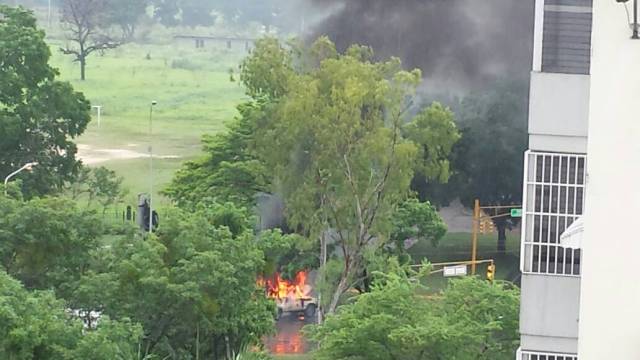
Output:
304,0,534,91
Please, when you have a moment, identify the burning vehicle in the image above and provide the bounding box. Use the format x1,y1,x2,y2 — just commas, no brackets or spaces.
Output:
260,271,317,320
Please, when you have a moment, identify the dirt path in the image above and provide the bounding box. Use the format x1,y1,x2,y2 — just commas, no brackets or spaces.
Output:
77,144,180,165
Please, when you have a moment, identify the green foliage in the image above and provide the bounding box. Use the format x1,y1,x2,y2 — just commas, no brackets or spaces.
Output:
0,5,91,197
165,38,294,209
72,205,275,359
0,196,102,295
66,166,128,213
250,37,458,312
104,0,147,39
171,37,459,313
239,37,293,101
451,79,528,251
165,102,270,209
257,229,317,280
307,269,520,360
404,102,461,183
0,271,142,360
151,0,282,28
389,198,447,251
453,79,528,208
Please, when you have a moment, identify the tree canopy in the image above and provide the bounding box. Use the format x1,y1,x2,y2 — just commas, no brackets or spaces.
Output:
451,79,529,251
0,5,91,197
0,270,143,360
250,37,459,313
70,204,275,359
0,196,103,298
307,264,520,360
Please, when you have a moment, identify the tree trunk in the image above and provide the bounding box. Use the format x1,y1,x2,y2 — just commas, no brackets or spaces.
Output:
497,222,507,253
224,335,231,360
327,275,350,315
362,268,371,293
80,57,86,81
195,323,200,360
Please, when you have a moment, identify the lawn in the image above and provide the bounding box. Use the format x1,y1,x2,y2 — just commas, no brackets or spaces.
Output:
273,356,311,360
409,231,521,292
48,39,249,205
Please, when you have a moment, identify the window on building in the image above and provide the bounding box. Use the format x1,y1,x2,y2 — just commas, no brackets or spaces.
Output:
521,151,586,275
522,351,578,360
542,0,592,75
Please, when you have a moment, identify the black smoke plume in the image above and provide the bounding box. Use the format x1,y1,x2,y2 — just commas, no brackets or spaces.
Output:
306,0,534,91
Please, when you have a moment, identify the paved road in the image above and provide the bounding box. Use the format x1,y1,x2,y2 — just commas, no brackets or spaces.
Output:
265,313,313,355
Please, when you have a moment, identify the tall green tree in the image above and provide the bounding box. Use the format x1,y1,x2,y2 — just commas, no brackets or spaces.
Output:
0,5,91,197
71,205,274,360
252,37,459,313
453,79,529,252
0,196,103,296
0,271,143,360
307,264,520,360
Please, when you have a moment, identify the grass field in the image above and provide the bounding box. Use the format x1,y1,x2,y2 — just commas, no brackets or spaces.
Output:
408,231,521,292
48,40,249,205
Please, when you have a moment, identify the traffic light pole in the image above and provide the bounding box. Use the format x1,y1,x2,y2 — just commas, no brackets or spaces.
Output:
471,199,480,275
471,200,522,275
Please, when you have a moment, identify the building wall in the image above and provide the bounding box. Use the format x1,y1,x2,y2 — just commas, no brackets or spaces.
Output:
520,274,580,354
528,72,590,153
578,2,640,358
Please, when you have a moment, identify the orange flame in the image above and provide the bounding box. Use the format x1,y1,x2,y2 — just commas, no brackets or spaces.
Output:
260,271,311,300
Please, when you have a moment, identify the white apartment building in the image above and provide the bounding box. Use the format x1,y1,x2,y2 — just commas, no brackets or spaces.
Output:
519,0,640,358
518,0,591,358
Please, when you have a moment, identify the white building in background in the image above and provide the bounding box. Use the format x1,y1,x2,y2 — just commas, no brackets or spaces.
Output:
518,0,640,359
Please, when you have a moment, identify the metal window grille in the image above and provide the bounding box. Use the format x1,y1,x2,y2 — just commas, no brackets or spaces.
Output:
520,151,586,276
521,350,578,360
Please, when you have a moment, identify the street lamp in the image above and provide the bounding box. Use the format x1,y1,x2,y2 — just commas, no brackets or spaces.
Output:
617,0,640,39
148,101,157,233
4,162,38,196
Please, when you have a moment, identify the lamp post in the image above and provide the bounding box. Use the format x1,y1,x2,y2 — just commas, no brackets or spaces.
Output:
149,101,157,233
4,162,38,196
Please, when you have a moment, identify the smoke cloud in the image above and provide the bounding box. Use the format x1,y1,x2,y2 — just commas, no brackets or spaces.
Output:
304,0,534,92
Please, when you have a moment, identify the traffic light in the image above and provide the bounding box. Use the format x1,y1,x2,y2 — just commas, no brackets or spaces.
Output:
487,263,496,282
479,218,495,234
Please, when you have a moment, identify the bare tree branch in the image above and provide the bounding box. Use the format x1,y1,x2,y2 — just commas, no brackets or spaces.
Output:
59,0,122,80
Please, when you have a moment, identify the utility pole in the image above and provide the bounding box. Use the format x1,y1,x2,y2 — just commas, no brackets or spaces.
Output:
48,0,52,28
471,199,480,275
148,101,157,234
